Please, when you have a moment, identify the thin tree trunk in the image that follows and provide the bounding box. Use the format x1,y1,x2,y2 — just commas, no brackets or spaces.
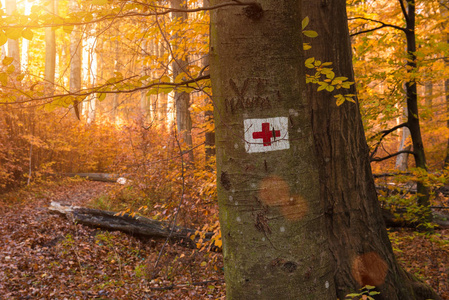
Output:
45,0,57,96
69,0,82,120
172,0,193,161
395,106,411,171
441,1,449,167
112,40,119,123
5,0,20,74
404,0,429,208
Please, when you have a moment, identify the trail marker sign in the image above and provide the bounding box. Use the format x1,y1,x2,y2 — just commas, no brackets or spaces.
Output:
244,117,289,153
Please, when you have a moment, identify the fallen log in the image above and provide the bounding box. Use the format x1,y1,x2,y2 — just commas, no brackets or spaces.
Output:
48,202,213,247
64,173,122,182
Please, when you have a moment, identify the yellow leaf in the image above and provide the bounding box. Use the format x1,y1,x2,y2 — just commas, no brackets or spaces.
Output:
302,16,309,30
0,32,7,46
303,30,318,38
92,0,108,5
22,28,34,41
305,57,315,65
6,64,15,74
2,56,14,66
5,28,22,40
97,93,107,101
0,72,7,86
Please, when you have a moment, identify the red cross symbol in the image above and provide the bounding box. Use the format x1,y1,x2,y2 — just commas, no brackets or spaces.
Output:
252,123,281,146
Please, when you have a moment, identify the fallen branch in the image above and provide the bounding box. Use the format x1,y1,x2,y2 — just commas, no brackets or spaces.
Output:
48,202,213,248
64,173,122,182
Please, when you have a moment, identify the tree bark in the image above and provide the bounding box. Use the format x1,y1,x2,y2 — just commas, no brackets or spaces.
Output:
210,0,441,299
172,0,193,161
5,0,20,74
69,0,82,120
45,0,57,96
441,1,449,167
404,0,429,208
211,1,335,298
49,202,212,247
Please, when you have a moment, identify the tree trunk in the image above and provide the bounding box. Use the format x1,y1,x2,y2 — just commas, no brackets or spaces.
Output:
395,105,411,171
441,2,449,167
5,0,20,74
210,1,440,299
69,0,82,120
404,0,429,208
172,0,193,161
45,0,57,96
211,1,334,298
112,39,120,123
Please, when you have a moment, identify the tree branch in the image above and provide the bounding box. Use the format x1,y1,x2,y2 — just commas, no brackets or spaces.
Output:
371,150,416,162
0,74,211,106
398,0,410,24
4,1,259,29
369,122,408,160
348,17,406,36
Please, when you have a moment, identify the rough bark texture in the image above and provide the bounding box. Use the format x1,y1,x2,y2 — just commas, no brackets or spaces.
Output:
303,1,438,299
210,0,441,299
211,1,335,298
404,0,429,208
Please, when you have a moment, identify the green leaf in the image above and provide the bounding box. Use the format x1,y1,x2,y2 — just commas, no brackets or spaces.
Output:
22,28,34,41
302,16,309,30
303,30,318,38
2,56,14,66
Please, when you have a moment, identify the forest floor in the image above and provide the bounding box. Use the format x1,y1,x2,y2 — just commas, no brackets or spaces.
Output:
0,179,448,299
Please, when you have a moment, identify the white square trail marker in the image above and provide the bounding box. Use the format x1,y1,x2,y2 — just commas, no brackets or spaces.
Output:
244,117,290,153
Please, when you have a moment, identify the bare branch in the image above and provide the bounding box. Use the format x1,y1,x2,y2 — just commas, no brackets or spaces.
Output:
348,17,406,36
0,74,211,106
369,122,408,160
371,150,416,162
4,1,259,29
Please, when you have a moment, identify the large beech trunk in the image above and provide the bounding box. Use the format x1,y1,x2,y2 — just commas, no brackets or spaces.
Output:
210,1,441,299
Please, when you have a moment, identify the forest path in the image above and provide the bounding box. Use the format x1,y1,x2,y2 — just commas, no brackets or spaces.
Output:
0,180,225,299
